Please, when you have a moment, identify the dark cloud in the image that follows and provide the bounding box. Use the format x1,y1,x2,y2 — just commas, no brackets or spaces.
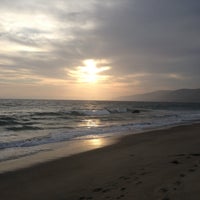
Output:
91,0,200,67
96,0,200,90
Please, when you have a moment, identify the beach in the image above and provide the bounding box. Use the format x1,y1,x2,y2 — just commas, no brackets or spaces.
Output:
1,123,200,200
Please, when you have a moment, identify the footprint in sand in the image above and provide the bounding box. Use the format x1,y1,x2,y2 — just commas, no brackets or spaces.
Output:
119,176,130,181
140,171,149,175
162,197,170,200
102,188,111,193
188,168,195,172
170,160,180,164
92,187,103,192
158,187,170,200
175,180,182,185
179,173,186,177
160,188,168,193
135,180,142,185
190,153,200,157
79,196,93,200
116,194,125,199
175,154,186,157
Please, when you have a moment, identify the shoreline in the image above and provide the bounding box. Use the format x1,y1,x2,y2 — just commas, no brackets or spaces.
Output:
1,123,200,199
0,122,192,174
0,135,119,174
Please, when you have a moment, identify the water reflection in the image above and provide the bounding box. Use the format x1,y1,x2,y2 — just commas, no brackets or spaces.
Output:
85,119,100,128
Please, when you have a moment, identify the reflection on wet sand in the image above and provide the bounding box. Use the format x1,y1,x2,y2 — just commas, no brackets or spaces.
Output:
87,138,104,147
0,136,117,173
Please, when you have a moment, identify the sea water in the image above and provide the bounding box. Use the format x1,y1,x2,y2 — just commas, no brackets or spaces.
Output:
0,99,200,162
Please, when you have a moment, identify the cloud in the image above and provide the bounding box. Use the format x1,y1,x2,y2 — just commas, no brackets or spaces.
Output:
92,0,200,67
0,0,200,99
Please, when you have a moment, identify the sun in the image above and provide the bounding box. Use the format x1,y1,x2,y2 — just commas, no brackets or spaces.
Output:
80,60,99,83
68,59,111,83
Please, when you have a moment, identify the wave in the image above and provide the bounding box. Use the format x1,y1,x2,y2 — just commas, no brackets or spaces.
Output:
30,112,63,117
0,135,52,149
1,110,200,150
0,116,19,126
6,125,42,131
70,109,110,116
0,121,170,150
31,108,143,117
154,113,178,118
0,148,50,162
69,108,142,116
1,108,143,124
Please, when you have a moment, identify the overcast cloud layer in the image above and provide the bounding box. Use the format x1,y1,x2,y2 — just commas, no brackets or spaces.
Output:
0,0,200,99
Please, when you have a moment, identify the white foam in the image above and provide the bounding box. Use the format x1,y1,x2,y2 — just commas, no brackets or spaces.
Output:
81,109,110,116
0,146,50,162
1,110,200,150
1,109,200,162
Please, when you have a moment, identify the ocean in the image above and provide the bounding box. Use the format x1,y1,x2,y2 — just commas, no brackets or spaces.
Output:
0,99,200,163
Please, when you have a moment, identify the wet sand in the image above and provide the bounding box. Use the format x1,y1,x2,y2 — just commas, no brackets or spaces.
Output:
1,123,200,200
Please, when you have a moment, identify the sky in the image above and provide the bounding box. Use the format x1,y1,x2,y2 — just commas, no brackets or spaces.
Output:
0,0,200,100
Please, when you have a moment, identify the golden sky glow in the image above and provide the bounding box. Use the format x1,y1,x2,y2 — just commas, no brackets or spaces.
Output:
0,0,199,100
68,59,111,83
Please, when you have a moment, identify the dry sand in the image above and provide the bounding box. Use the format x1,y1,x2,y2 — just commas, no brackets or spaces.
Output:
1,123,200,200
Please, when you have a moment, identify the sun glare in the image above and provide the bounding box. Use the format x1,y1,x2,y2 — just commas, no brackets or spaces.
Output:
81,60,98,83
68,59,111,83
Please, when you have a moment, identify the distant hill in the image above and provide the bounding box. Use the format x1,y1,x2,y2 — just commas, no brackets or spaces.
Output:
118,89,200,103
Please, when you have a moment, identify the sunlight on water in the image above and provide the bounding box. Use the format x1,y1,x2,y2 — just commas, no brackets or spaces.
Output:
78,119,101,128
1,99,200,164
85,119,100,128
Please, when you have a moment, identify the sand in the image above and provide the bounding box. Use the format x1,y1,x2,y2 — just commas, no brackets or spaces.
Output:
1,123,200,200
